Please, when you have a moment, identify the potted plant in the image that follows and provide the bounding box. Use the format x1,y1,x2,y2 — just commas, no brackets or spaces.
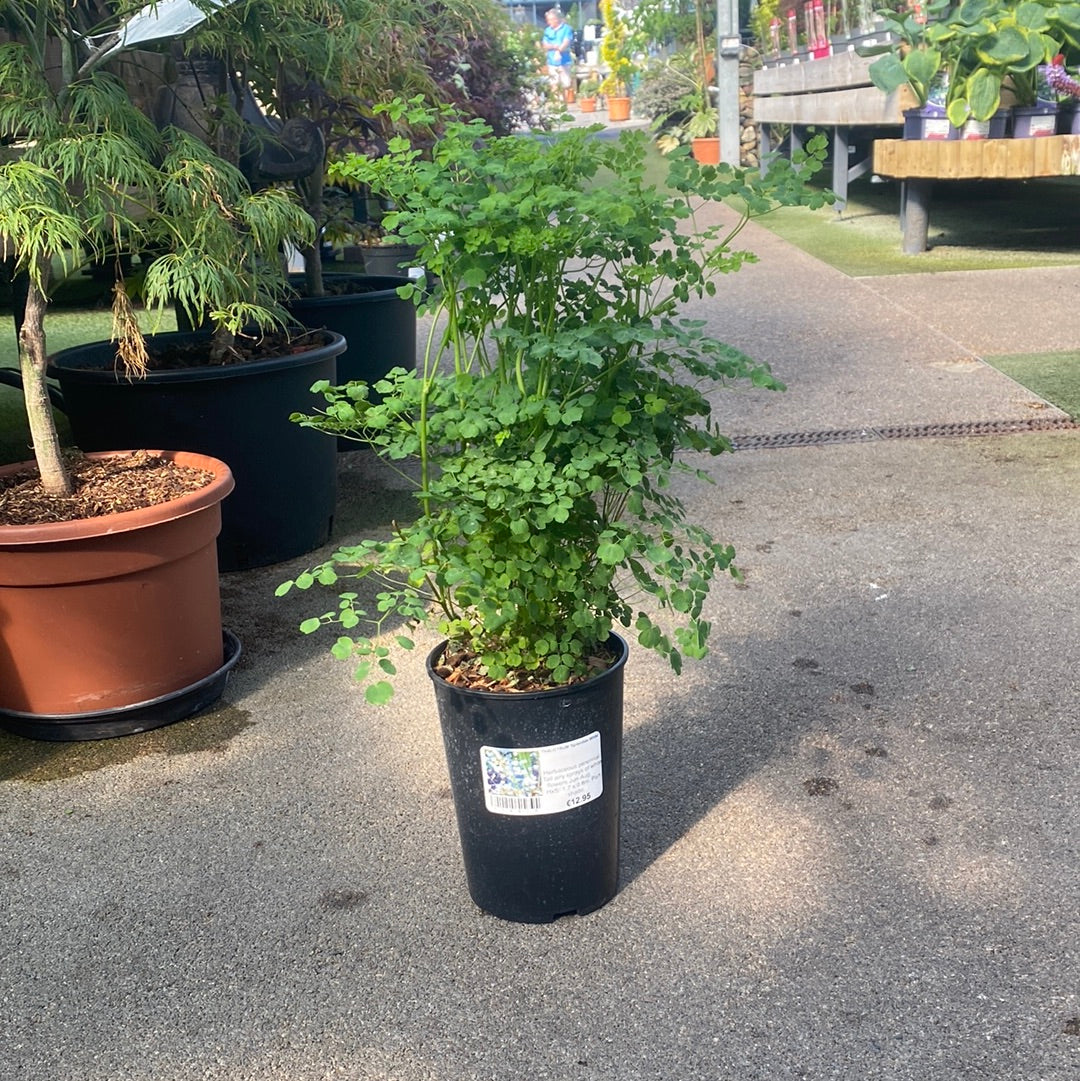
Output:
865,0,954,139
201,0,531,429
1045,53,1080,132
877,0,1080,137
578,76,602,112
179,0,426,432
278,99,830,922
599,0,637,121
653,12,720,162
933,0,1063,136
0,1,322,732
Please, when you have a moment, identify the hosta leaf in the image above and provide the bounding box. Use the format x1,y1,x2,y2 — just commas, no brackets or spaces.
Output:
967,67,1002,120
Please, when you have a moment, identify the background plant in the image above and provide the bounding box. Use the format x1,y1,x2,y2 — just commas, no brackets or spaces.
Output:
867,0,1080,122
599,0,639,97
634,61,696,129
188,0,530,298
279,98,830,703
865,0,953,106
0,0,313,497
651,4,717,153
935,0,1080,123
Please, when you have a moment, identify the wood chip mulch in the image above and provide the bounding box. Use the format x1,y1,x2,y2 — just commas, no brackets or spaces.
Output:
0,451,214,526
433,643,618,693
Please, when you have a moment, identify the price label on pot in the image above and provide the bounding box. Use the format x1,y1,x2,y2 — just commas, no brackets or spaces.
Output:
480,731,602,816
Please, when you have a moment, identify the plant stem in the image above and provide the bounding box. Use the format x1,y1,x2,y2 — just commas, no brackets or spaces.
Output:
19,262,72,496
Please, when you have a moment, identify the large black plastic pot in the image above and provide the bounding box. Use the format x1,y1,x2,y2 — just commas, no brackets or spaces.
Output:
45,330,345,571
286,274,415,442
428,635,628,923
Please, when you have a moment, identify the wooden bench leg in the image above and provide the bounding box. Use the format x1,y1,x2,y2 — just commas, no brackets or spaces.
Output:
900,179,933,254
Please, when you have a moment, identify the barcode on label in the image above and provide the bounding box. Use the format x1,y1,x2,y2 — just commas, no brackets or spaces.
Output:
489,795,542,812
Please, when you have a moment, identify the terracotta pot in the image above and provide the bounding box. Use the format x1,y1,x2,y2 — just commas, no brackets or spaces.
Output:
607,96,631,122
691,137,721,164
0,451,233,720
579,97,597,113
47,330,343,572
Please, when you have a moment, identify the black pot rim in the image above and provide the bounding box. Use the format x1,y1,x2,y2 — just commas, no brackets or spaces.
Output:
425,633,628,702
47,330,346,385
286,274,412,309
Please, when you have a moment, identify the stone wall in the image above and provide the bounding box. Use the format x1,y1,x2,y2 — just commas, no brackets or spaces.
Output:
740,55,761,170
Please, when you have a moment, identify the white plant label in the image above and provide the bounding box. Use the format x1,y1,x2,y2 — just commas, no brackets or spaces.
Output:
480,731,602,816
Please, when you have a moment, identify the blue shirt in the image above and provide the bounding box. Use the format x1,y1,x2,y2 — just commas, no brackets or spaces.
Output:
543,23,574,67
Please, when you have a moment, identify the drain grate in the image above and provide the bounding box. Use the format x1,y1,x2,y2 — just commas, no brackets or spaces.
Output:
730,416,1080,451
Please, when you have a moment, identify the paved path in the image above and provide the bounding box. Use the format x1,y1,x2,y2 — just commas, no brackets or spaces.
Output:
3,124,1080,1081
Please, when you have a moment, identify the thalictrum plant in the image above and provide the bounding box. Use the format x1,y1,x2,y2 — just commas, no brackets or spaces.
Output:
278,99,831,704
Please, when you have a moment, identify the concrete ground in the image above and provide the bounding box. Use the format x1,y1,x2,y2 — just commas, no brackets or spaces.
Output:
2,124,1079,1081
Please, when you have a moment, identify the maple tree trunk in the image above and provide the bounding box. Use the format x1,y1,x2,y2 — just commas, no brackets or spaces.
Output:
299,171,325,297
18,262,73,496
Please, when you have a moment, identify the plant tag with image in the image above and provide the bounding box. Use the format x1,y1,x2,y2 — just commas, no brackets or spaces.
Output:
480,731,602,816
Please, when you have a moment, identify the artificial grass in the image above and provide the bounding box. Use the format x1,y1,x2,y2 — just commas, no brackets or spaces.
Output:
984,350,1080,419
749,175,1080,277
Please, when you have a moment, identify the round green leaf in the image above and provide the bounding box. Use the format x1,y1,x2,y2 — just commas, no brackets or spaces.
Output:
365,681,395,706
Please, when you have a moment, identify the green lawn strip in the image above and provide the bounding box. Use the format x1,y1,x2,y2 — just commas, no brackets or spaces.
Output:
747,176,1080,277
983,350,1080,419
0,308,177,466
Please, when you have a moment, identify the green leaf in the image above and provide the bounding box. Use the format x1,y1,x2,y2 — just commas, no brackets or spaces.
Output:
966,67,1002,121
977,26,1029,67
299,618,323,634
904,48,942,99
1015,1,1050,31
597,541,626,565
365,681,395,705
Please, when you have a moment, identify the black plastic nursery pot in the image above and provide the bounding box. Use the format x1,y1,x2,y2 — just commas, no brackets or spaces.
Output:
1012,102,1058,138
47,330,345,571
903,104,957,141
358,245,420,277
286,274,416,439
427,635,628,924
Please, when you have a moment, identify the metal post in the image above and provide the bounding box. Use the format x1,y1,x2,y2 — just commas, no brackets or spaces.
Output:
716,0,741,166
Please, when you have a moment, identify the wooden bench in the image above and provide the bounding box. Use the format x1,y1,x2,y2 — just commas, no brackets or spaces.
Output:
752,50,914,206
873,135,1080,252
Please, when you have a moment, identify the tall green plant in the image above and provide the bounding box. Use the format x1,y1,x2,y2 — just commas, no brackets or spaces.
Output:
0,1,313,496
599,0,639,96
278,99,831,703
